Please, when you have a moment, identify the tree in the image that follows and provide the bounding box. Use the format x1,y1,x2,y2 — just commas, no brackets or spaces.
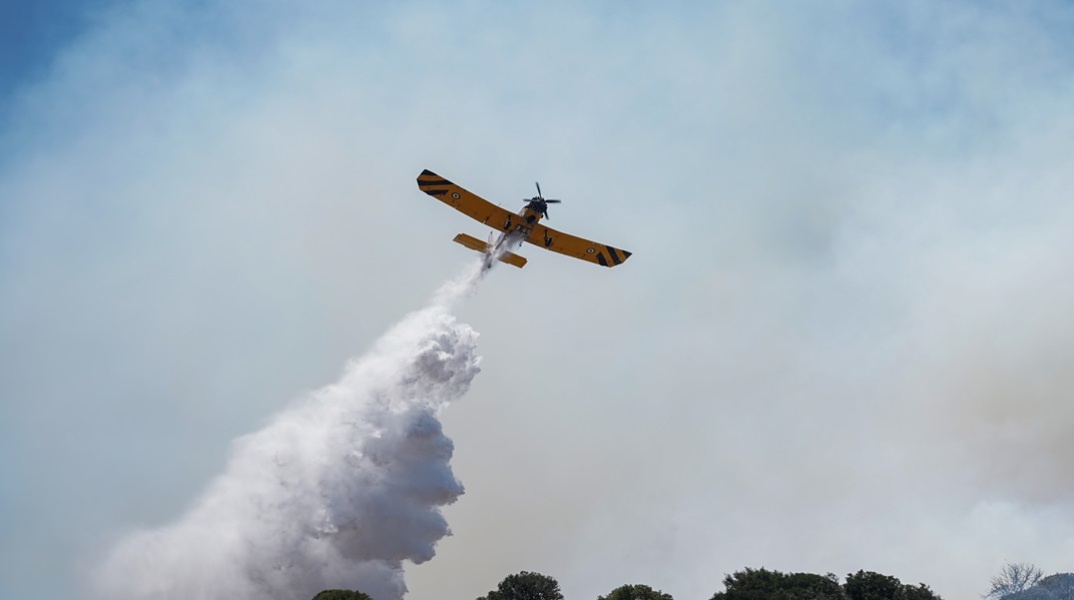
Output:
903,583,943,600
481,571,564,600
710,567,845,600
988,563,1044,599
1036,573,1074,599
845,570,942,600
311,590,373,600
598,583,674,600
709,567,943,600
845,571,904,600
1003,573,1074,600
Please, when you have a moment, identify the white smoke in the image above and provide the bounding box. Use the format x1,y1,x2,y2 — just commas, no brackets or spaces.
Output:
95,262,489,600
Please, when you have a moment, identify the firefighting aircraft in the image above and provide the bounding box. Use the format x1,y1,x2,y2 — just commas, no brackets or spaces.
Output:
416,169,632,269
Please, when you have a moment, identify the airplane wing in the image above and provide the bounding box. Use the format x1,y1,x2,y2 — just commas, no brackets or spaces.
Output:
524,223,632,267
417,169,519,233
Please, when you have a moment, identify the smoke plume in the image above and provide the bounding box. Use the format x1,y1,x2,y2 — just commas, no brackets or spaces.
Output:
95,262,488,600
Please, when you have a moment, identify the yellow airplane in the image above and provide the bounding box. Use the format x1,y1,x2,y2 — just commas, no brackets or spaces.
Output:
416,169,632,269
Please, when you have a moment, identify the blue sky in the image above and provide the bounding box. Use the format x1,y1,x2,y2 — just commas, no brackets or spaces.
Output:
0,0,115,116
3,2,1074,599
0,2,94,89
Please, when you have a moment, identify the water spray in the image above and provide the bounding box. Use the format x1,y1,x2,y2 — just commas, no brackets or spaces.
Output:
96,259,494,600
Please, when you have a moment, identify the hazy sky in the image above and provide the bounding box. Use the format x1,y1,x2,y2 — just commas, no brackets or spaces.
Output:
3,1,1074,599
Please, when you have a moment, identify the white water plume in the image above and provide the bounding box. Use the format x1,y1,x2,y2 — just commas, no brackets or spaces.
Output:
95,261,490,600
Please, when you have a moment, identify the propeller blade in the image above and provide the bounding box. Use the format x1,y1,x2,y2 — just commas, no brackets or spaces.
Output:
545,199,561,203
535,182,542,199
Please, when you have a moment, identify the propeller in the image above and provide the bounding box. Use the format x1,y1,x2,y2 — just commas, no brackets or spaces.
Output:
524,182,561,219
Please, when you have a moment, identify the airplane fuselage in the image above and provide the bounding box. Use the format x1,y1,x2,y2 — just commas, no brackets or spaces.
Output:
487,202,547,257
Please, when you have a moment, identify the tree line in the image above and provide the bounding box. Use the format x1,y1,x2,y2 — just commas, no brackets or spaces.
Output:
313,562,1074,600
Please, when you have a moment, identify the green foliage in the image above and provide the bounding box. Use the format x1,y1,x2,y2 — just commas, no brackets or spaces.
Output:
845,571,903,600
902,583,942,600
311,590,373,600
482,571,564,600
708,568,942,600
598,583,674,600
843,570,942,600
710,567,844,600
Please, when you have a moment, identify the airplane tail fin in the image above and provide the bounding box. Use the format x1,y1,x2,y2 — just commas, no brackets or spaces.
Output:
452,233,527,268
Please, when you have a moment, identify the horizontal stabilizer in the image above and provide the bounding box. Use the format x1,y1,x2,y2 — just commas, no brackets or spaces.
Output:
453,233,487,252
451,233,526,268
498,251,527,268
